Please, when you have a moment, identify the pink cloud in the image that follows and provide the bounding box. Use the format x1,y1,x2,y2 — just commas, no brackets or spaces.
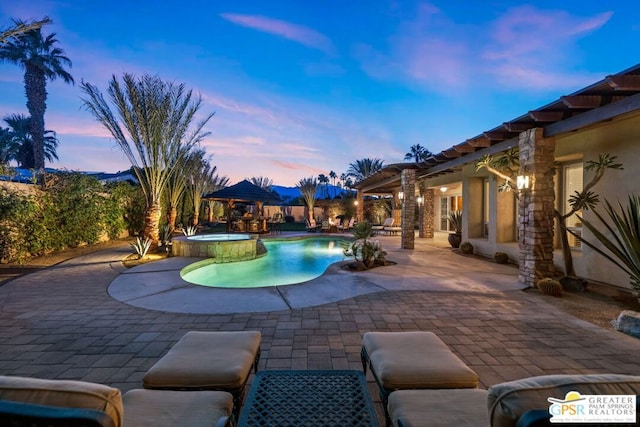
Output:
219,13,335,55
487,6,612,60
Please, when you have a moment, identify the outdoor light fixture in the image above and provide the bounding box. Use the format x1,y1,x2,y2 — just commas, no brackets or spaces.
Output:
416,196,424,206
440,187,448,193
354,200,359,206
398,191,404,200
516,175,530,190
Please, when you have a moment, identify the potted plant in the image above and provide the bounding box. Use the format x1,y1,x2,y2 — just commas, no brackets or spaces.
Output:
446,210,463,248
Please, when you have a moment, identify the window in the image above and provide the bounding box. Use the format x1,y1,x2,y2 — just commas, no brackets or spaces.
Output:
563,162,583,248
439,195,463,232
440,198,448,230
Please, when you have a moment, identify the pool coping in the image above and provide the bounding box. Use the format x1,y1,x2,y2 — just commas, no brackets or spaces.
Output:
107,233,525,315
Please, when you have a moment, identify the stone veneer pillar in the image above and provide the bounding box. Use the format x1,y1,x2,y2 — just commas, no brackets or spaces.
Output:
419,184,434,238
401,169,415,249
518,128,556,287
356,191,364,223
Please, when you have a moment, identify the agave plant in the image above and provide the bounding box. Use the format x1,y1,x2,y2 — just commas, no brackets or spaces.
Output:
571,195,640,300
447,210,463,233
130,236,152,259
182,225,198,236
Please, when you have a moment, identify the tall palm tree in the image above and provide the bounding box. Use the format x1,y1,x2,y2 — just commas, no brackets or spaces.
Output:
164,146,199,233
249,176,273,191
81,73,213,244
297,177,318,221
0,25,73,169
404,144,432,163
2,113,59,168
347,158,384,182
186,155,219,226
0,17,51,45
318,173,329,199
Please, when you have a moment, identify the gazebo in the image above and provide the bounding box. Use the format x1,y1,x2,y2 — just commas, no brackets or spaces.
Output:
203,180,281,232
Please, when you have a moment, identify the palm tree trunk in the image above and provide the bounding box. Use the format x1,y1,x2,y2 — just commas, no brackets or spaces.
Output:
144,202,161,247
192,211,199,226
555,210,575,277
24,64,47,170
167,206,177,233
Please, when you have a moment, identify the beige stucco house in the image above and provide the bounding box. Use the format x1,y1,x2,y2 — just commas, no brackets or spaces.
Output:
355,63,640,292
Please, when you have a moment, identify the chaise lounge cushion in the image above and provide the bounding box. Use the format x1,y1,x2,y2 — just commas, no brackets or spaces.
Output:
0,375,123,427
388,388,489,427
122,389,233,427
488,374,640,427
363,331,478,390
143,331,261,391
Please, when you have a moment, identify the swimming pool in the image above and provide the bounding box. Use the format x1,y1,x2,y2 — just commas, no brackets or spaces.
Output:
181,237,351,288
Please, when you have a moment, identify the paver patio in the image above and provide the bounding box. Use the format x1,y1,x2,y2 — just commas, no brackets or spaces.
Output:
1,234,639,424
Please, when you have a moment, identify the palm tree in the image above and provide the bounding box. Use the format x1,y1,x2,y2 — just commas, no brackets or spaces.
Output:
81,73,213,245
347,158,384,182
207,174,230,222
165,146,199,233
404,144,432,163
297,177,318,221
249,176,273,191
318,173,329,199
186,155,218,226
0,17,51,45
0,25,73,169
2,113,59,168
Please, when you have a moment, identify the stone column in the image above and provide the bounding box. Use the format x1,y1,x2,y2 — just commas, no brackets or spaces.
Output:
401,169,415,249
518,128,556,287
356,191,364,223
419,186,435,238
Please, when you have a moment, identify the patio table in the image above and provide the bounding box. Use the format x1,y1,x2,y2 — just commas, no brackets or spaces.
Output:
238,370,379,426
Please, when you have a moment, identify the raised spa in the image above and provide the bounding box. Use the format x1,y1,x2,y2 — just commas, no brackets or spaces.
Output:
171,233,265,263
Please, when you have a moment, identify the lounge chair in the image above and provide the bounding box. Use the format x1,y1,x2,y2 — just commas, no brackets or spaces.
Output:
320,220,330,232
372,218,394,232
305,219,321,232
337,218,355,232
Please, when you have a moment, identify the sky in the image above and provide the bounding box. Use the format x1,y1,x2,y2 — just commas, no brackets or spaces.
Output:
1,1,639,186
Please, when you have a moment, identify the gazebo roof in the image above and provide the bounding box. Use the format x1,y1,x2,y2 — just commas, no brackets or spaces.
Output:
203,179,282,204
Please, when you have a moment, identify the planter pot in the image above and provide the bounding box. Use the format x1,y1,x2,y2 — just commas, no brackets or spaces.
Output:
448,232,462,248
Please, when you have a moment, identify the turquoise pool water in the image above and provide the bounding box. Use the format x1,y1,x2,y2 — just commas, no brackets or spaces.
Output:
181,237,351,288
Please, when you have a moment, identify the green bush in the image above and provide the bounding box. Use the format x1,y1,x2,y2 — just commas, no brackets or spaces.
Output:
0,172,145,263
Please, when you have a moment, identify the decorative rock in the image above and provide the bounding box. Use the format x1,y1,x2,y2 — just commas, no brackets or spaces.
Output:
613,310,640,339
559,276,588,293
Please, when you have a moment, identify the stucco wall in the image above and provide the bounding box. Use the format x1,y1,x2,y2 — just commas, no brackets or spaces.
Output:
553,111,640,289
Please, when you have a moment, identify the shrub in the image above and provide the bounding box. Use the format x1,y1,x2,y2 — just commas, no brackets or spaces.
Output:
130,236,152,259
537,278,563,297
494,252,509,264
459,241,474,254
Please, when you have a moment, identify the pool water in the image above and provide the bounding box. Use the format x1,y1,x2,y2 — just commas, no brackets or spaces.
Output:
181,238,351,288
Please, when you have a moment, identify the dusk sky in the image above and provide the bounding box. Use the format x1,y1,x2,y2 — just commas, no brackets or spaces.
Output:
1,1,639,186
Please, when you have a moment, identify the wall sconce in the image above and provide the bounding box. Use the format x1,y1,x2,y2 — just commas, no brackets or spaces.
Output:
398,191,404,200
416,196,424,206
516,175,530,190
354,200,359,206
440,187,448,193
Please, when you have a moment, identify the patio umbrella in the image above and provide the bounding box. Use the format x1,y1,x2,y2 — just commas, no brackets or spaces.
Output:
203,180,282,232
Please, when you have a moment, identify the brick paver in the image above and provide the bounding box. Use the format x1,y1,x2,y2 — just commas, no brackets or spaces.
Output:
1,241,639,425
